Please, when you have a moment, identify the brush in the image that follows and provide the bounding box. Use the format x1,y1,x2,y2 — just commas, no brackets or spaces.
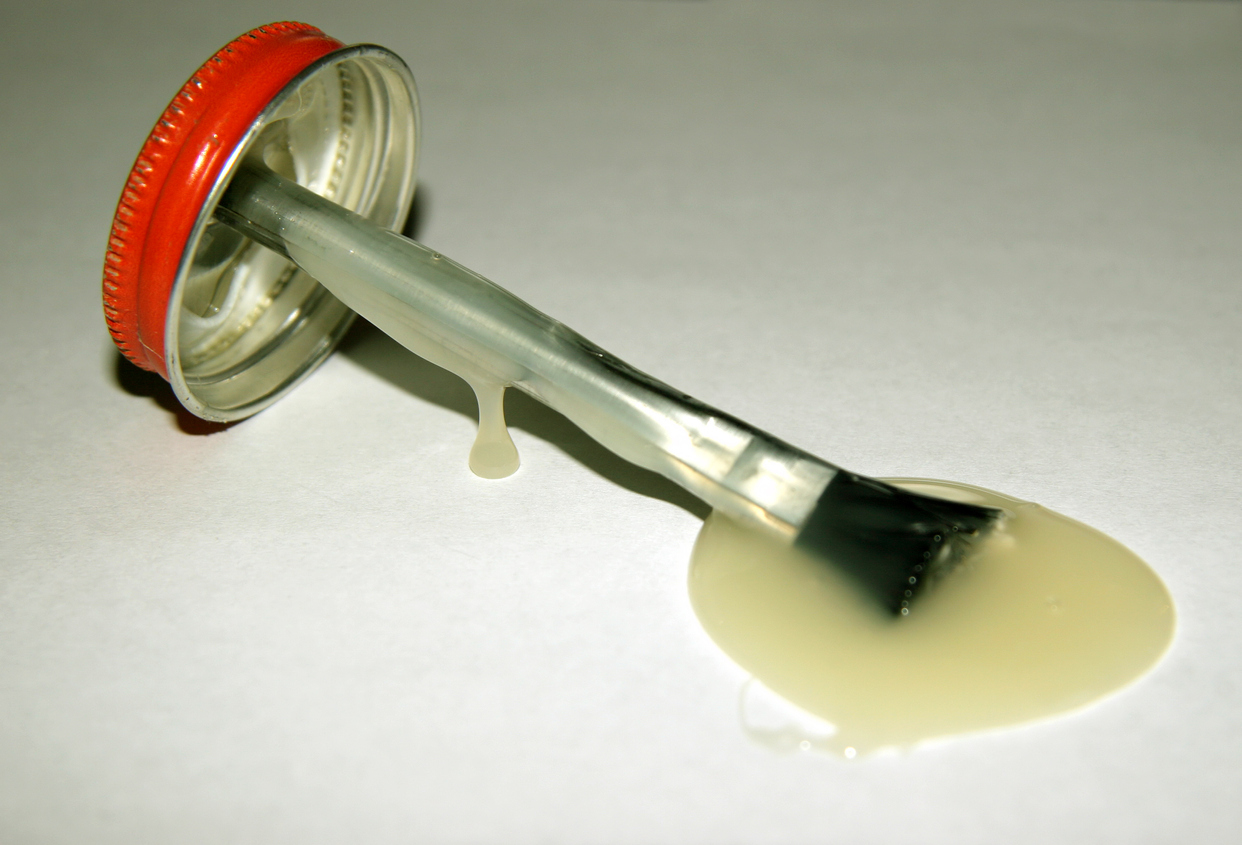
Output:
224,162,1002,613
103,23,1001,614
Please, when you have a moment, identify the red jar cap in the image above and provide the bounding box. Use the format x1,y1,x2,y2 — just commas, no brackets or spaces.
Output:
102,22,344,377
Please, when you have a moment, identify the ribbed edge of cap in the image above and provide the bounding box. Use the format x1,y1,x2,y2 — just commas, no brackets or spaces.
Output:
102,22,344,376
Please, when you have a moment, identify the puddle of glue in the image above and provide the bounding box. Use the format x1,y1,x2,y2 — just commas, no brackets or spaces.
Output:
691,479,1176,758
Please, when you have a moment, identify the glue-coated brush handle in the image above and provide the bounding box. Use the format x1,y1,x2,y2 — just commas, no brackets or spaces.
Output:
218,162,838,534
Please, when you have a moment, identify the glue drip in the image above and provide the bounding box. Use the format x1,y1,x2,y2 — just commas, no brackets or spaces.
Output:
467,380,519,479
287,242,520,479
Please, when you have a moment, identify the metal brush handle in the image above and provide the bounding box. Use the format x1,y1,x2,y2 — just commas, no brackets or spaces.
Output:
217,162,838,533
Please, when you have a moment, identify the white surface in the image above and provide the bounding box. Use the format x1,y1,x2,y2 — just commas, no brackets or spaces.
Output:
2,1,1240,842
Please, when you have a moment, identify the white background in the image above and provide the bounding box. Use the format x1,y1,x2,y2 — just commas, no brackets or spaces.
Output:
2,1,1239,842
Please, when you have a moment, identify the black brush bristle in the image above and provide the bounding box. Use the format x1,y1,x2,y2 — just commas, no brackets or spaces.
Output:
794,472,1002,615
